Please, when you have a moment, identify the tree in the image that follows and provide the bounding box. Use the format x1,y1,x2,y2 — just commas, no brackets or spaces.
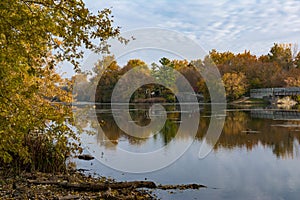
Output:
0,0,121,171
268,43,293,71
71,73,91,101
230,51,257,73
120,59,148,74
94,56,120,103
173,60,201,92
284,68,300,87
151,58,177,102
294,52,300,68
209,49,235,66
151,58,176,88
209,49,234,75
222,72,248,100
119,59,153,101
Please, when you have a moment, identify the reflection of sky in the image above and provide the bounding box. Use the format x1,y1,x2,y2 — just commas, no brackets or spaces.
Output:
78,139,300,200
75,106,300,199
84,0,300,56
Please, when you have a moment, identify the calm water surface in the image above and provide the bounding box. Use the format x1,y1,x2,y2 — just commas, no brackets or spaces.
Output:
75,103,300,200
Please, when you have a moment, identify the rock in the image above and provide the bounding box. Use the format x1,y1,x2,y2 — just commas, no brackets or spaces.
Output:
78,154,94,160
277,96,297,106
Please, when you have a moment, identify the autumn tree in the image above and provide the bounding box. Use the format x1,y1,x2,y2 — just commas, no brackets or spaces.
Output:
119,59,153,101
120,59,148,74
284,68,300,87
173,60,201,92
209,49,235,74
294,52,300,68
209,49,235,66
192,57,212,102
0,0,121,171
72,73,91,101
94,56,121,103
268,43,293,71
222,72,248,100
193,56,228,102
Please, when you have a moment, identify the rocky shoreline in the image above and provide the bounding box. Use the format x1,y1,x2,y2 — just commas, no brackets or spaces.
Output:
0,169,206,199
0,170,154,199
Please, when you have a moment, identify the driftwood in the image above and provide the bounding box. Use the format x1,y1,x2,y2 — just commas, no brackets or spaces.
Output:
28,179,206,191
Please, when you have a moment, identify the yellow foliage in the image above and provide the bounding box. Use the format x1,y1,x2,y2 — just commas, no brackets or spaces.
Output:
222,72,248,100
0,0,120,171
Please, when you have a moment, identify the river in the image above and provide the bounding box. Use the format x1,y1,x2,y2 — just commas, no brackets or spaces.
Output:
74,103,300,200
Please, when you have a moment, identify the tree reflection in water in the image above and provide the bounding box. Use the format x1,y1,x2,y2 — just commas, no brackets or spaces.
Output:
93,104,300,159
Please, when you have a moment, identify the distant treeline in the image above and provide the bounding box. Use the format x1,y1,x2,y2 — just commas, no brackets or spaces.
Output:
72,43,300,102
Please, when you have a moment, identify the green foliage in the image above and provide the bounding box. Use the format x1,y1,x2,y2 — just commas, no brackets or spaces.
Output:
0,0,120,172
151,58,177,90
150,58,177,102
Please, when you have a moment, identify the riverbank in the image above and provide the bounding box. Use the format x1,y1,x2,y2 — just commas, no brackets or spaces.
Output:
230,96,300,108
0,170,155,199
0,169,206,199
229,97,269,105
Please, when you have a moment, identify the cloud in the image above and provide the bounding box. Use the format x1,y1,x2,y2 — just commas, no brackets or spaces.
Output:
84,0,300,56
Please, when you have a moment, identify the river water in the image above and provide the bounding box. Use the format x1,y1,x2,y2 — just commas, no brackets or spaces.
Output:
74,103,300,200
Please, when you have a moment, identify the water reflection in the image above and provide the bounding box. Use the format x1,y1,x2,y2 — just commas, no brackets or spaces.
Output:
74,103,300,199
217,110,300,159
93,104,300,159
95,104,184,148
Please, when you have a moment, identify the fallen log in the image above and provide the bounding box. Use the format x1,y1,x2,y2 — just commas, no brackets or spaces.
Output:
158,183,207,190
28,180,156,191
28,179,206,191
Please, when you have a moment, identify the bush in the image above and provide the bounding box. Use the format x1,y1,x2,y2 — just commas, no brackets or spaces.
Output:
0,132,70,173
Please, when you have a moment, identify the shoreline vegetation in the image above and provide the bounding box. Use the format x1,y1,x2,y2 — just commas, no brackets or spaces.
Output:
74,44,300,105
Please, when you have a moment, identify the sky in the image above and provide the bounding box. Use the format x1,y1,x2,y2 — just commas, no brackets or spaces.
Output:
61,0,300,77
83,0,300,56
